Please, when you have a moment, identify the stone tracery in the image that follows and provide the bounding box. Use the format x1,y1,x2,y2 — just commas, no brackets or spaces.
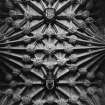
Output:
0,0,105,105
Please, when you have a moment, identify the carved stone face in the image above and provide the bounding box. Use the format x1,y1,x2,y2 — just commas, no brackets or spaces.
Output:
45,8,55,20
46,79,55,90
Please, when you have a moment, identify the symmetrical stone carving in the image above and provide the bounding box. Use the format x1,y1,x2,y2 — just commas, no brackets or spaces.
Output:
0,0,105,105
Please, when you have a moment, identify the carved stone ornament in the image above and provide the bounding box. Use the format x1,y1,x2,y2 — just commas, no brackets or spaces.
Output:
0,0,105,105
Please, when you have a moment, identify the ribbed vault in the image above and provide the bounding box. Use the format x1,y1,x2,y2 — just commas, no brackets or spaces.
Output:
0,0,105,105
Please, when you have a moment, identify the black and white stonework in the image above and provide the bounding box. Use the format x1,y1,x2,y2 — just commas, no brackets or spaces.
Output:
0,0,105,105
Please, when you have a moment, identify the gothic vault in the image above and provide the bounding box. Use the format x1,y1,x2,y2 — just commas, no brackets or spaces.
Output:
0,0,105,105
